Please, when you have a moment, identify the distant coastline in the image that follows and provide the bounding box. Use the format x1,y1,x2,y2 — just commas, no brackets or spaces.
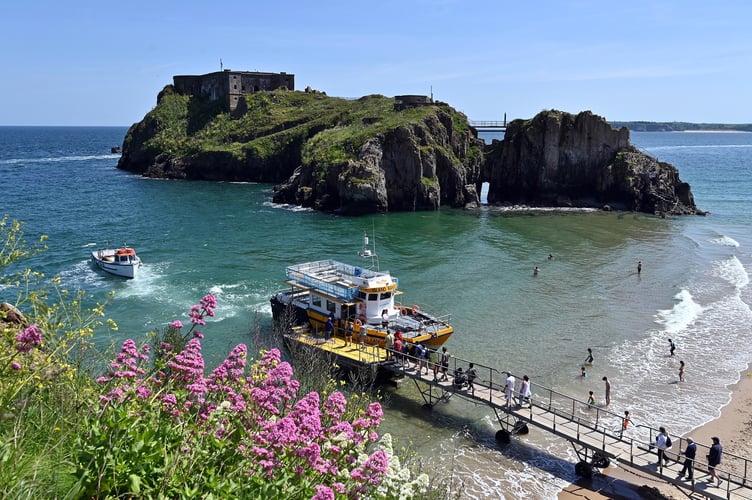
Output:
610,121,752,132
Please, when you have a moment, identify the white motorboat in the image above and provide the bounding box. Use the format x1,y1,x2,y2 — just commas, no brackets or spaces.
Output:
91,246,142,279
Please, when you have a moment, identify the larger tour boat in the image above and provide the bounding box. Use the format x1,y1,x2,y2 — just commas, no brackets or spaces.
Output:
271,234,453,348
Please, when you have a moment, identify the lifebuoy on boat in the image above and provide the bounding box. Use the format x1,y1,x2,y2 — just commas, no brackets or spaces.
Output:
400,308,408,316
411,304,420,316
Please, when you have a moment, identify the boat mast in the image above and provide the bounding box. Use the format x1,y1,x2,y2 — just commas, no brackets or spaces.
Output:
358,232,380,270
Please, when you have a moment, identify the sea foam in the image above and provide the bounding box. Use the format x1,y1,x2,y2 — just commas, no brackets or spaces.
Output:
654,289,703,334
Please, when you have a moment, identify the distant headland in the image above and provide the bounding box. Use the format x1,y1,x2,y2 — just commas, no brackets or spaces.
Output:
116,69,704,217
609,121,752,132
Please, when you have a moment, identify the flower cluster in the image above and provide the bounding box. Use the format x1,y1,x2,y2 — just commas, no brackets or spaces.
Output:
77,294,429,499
15,324,42,353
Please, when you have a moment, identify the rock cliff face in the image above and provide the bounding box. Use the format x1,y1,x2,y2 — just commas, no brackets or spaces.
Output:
273,111,484,214
117,89,484,214
484,110,702,215
118,88,701,216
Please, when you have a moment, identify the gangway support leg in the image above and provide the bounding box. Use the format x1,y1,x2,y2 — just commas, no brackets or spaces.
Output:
492,408,529,444
570,441,610,479
412,378,451,409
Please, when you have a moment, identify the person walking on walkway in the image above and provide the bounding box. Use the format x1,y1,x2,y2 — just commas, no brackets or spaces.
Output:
707,436,723,486
655,427,669,466
384,331,395,360
518,375,532,408
620,410,632,438
466,363,478,394
439,347,450,381
679,437,697,481
504,371,516,408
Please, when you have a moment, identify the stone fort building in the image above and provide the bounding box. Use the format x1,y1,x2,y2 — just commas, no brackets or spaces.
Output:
173,69,295,112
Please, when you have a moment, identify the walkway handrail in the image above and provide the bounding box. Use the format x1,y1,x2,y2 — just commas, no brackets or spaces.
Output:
384,351,752,492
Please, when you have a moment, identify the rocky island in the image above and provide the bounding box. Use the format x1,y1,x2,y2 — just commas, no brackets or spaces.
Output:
118,83,703,216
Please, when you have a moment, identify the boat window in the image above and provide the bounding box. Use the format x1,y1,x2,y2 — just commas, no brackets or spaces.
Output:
357,291,367,301
326,300,336,316
381,291,392,300
368,293,378,301
311,295,322,308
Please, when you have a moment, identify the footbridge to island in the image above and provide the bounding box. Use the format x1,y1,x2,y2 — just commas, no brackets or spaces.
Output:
286,331,752,499
469,119,507,131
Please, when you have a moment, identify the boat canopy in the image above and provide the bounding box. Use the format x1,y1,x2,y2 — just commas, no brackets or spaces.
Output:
284,259,398,302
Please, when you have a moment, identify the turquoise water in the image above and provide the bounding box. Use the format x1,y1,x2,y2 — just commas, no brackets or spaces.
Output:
2,127,751,497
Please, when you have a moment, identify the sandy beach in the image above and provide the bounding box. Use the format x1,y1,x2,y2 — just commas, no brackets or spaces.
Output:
559,363,752,500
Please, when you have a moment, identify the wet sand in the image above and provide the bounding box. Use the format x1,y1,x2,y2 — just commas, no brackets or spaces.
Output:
559,363,752,500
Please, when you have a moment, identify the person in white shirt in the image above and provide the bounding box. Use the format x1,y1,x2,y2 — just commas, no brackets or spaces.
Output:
504,372,516,408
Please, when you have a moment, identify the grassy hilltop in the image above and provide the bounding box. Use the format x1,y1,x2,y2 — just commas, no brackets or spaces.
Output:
120,87,478,184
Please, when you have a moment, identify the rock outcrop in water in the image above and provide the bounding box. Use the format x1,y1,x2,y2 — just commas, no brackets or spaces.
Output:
484,110,703,215
117,87,702,216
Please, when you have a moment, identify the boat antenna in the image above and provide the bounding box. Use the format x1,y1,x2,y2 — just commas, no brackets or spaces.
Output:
358,231,380,270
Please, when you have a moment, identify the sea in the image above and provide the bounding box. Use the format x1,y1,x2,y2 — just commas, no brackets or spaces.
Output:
1,126,751,498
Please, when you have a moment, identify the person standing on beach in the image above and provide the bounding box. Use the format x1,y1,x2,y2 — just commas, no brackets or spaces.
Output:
655,427,669,466
585,348,594,364
679,360,685,382
602,376,611,406
668,338,676,356
679,437,697,481
707,436,723,486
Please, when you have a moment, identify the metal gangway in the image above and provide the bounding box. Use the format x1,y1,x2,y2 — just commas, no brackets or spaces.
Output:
383,350,752,500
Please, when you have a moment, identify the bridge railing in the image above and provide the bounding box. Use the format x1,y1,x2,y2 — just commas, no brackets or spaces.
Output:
385,352,752,492
469,120,507,128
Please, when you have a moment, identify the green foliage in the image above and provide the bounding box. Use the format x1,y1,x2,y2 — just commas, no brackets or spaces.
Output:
135,90,462,178
0,216,116,498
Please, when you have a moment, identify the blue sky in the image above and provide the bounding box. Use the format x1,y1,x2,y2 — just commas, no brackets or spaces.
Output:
1,0,750,126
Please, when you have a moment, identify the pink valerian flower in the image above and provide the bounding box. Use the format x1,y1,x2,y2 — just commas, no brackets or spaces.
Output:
188,305,205,326
200,293,217,316
247,350,299,417
323,391,347,422
171,320,184,329
312,485,335,500
353,402,384,431
168,338,205,384
11,362,21,371
187,294,217,327
15,324,42,352
101,339,149,382
351,450,389,487
210,343,247,384
287,392,322,441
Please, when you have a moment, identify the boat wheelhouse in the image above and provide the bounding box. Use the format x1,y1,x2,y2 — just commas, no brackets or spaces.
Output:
271,234,453,348
91,246,142,279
